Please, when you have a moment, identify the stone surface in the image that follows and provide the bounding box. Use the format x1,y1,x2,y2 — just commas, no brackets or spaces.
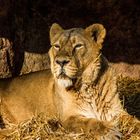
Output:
20,52,50,75
0,38,14,78
112,63,140,79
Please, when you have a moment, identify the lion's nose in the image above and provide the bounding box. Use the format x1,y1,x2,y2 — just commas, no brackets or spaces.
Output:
55,59,70,67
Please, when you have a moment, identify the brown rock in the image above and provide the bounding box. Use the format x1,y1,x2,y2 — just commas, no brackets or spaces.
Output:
112,63,140,79
20,52,50,75
0,38,14,78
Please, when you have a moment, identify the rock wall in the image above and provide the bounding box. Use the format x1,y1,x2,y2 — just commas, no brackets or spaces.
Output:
0,0,140,78
0,38,14,78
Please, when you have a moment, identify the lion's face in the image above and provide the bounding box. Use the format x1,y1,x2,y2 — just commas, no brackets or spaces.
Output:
49,23,106,88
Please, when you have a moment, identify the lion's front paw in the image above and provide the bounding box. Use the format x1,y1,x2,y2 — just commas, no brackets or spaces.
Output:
86,119,122,140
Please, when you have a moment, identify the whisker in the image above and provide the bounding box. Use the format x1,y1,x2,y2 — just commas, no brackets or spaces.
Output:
65,66,78,71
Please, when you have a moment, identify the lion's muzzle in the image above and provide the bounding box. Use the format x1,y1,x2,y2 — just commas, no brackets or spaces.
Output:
53,56,78,88
55,56,71,77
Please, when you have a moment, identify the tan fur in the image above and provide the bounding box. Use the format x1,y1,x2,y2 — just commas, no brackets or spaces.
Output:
0,23,124,139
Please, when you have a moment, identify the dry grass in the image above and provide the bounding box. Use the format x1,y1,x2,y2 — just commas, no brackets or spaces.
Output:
118,76,140,119
119,114,140,140
1,113,140,140
1,113,96,140
0,76,140,140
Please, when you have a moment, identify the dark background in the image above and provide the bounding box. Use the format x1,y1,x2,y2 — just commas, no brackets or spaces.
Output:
0,0,140,76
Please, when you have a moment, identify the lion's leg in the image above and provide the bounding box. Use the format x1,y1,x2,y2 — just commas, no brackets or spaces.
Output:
63,115,121,140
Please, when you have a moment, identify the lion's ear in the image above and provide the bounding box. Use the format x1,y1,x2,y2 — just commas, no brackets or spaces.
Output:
50,23,63,39
85,24,106,46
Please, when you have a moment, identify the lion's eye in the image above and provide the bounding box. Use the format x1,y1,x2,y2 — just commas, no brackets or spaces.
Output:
53,45,60,50
74,44,84,49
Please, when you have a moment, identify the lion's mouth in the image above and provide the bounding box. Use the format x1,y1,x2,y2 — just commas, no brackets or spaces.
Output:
56,68,69,78
55,69,74,88
58,71,68,78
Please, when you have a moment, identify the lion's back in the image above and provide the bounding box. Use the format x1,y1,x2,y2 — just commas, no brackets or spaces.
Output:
0,69,56,123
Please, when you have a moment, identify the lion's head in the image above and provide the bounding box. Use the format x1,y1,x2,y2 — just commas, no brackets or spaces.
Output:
49,23,106,88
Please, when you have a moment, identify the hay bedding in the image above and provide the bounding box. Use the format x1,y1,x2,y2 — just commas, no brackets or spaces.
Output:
0,77,140,140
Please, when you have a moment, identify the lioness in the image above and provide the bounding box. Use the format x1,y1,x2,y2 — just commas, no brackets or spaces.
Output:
0,23,123,139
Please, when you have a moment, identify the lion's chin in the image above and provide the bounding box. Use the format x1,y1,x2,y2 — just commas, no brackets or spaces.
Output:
57,78,73,88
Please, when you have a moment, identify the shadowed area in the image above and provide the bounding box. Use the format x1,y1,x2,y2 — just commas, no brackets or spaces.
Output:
0,0,140,67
